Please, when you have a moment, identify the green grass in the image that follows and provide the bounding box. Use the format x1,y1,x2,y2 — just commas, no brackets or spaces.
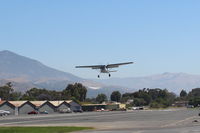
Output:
0,126,93,133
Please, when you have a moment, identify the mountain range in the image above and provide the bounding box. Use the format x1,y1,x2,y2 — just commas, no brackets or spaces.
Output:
0,50,103,93
95,72,200,94
0,50,200,97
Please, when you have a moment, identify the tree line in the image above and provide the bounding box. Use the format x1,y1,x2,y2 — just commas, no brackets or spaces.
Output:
0,82,200,108
90,88,200,108
92,88,176,108
178,88,200,107
0,82,87,103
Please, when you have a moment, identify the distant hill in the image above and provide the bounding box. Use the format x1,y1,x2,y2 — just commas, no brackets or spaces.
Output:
95,72,200,94
1,50,200,97
87,85,131,98
0,50,82,82
0,50,103,93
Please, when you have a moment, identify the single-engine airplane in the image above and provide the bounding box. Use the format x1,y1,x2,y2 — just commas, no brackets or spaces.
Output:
75,62,133,78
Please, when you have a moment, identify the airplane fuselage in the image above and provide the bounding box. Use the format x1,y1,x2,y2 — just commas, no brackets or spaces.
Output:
100,66,109,73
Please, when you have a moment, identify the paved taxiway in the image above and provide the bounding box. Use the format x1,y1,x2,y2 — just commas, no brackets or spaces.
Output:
0,108,199,133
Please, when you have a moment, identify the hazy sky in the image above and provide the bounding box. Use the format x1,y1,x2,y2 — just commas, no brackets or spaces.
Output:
0,0,200,78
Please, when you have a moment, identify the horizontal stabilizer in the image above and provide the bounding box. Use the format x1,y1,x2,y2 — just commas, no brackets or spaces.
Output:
109,70,117,72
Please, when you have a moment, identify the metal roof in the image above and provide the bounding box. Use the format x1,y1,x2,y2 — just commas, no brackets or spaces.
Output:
8,101,27,107
65,100,72,103
0,100,5,105
0,100,78,107
49,101,65,106
30,101,48,107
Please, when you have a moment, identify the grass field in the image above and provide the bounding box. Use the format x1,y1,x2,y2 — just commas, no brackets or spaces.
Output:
0,126,93,133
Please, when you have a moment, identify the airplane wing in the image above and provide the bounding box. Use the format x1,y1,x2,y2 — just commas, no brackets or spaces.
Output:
75,65,104,69
106,62,133,68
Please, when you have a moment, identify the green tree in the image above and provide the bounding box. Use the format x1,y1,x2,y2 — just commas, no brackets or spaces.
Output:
20,83,87,101
138,91,151,105
188,88,200,97
180,90,187,97
25,88,42,100
110,91,121,102
0,82,23,100
96,93,107,103
166,91,176,105
21,88,61,101
0,82,14,100
148,88,161,100
49,91,61,100
189,97,200,107
187,88,200,107
10,92,22,100
120,96,131,103
63,83,87,102
61,89,71,100
85,98,96,104
121,88,175,108
75,83,87,102
132,98,146,106
150,101,159,108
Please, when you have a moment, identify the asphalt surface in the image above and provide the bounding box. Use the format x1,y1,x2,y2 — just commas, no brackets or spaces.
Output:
0,108,200,133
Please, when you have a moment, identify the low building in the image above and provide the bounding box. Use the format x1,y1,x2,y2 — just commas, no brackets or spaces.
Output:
0,100,80,115
105,104,119,110
49,101,71,112
18,101,36,115
49,101,64,112
66,100,82,112
49,101,72,112
82,104,106,111
31,101,56,114
57,101,71,112
0,101,15,115
172,101,188,107
9,101,36,115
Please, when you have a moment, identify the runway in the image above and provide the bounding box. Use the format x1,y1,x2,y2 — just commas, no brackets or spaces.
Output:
0,108,199,133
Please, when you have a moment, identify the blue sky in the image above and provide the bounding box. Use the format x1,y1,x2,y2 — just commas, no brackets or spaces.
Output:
0,0,200,78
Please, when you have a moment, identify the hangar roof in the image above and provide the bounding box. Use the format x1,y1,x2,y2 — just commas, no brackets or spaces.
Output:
30,101,47,107
49,101,65,106
8,101,27,107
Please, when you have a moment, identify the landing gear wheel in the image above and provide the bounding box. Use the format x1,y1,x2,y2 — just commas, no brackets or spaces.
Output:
98,75,100,78
109,74,111,77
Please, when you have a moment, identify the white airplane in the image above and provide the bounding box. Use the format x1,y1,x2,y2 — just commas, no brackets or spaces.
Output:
75,62,133,78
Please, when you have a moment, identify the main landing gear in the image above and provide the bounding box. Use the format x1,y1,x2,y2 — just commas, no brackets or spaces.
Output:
97,74,111,78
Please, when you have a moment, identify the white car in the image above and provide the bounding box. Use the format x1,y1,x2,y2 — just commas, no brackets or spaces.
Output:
0,110,10,116
59,108,72,113
132,106,144,110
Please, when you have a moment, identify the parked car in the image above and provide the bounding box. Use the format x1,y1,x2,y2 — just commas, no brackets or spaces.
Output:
59,108,72,113
0,110,10,116
111,108,127,111
97,108,109,112
73,109,83,113
132,106,144,110
187,105,194,108
28,111,38,115
40,111,48,114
